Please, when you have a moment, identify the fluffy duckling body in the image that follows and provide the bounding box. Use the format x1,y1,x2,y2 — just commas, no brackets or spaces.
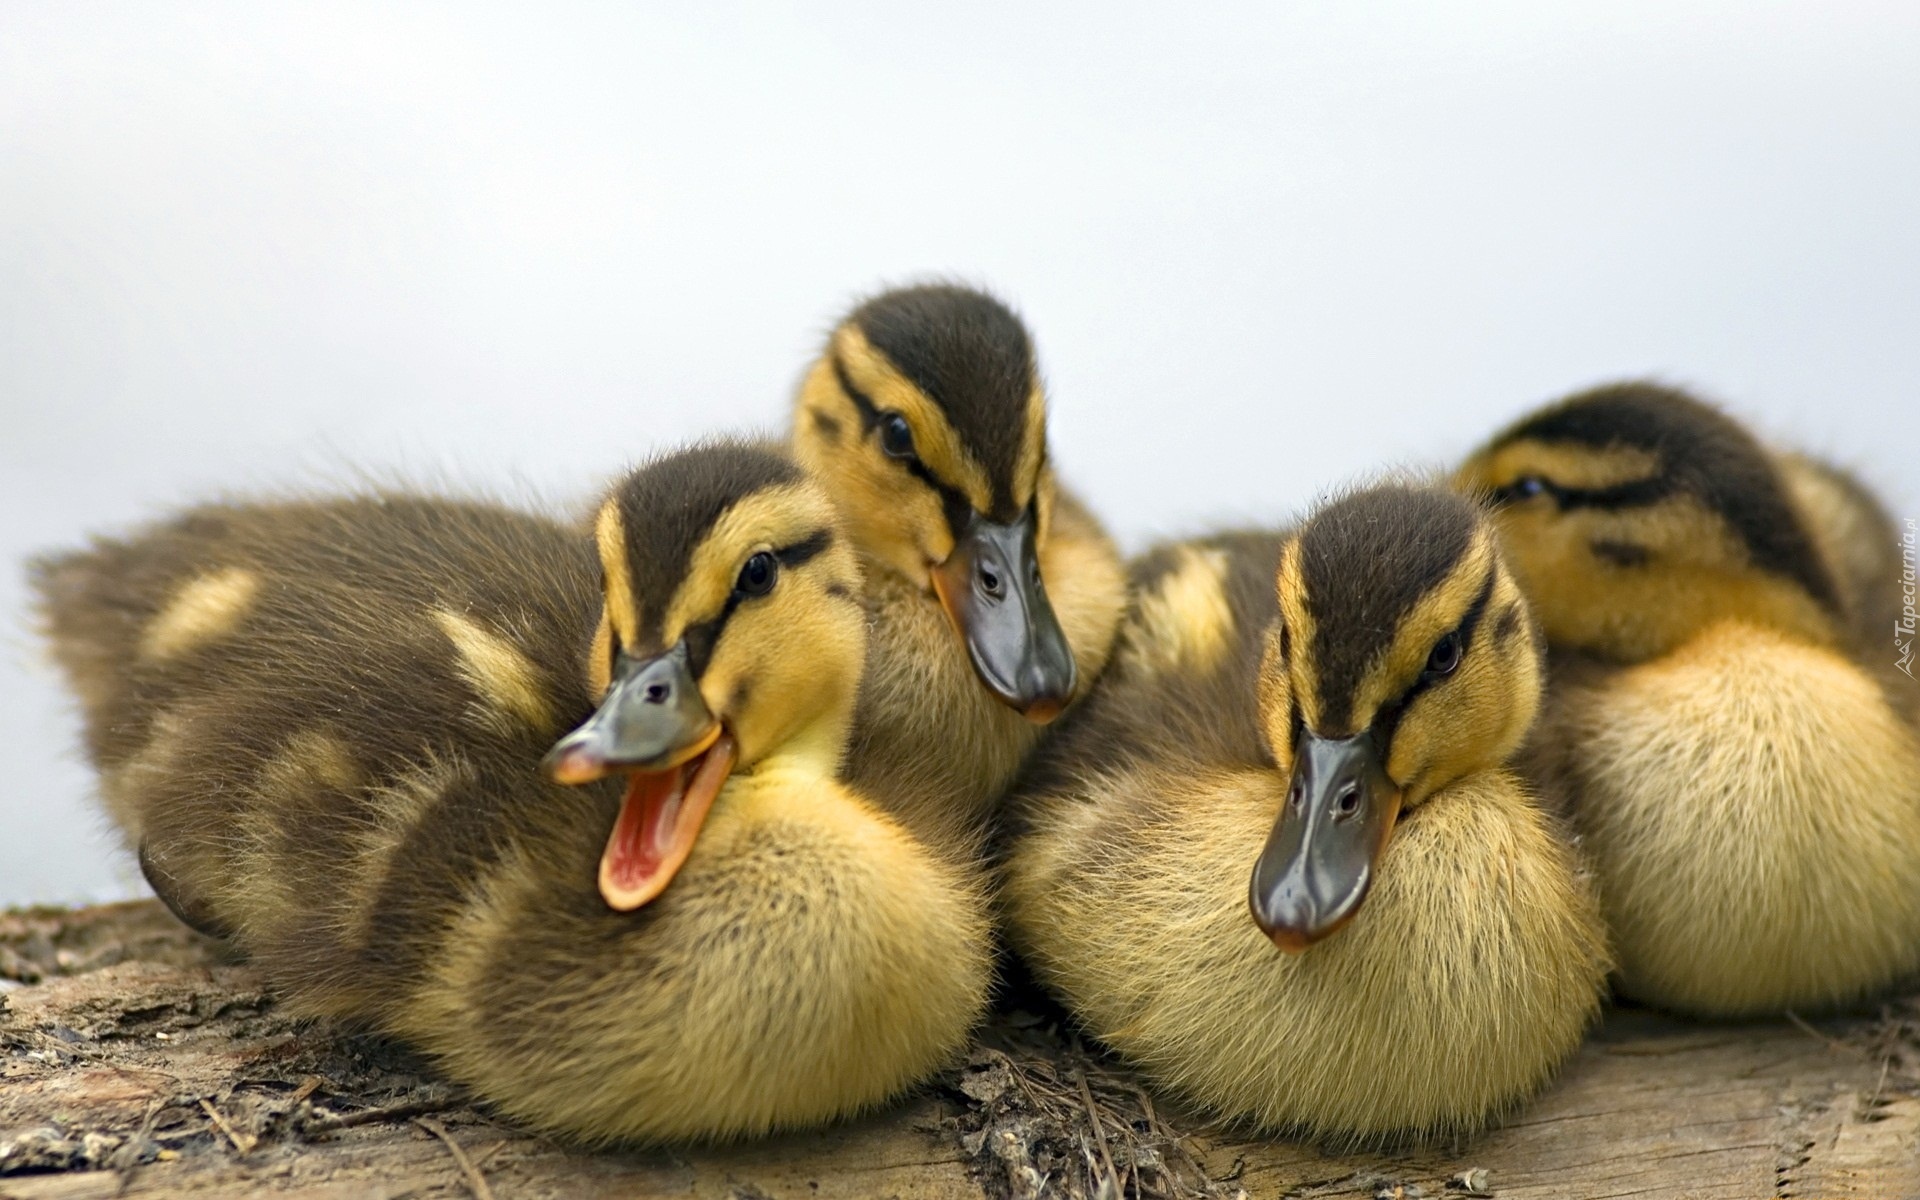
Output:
1003,487,1610,1140
1458,383,1920,1016
33,445,990,1143
792,286,1127,848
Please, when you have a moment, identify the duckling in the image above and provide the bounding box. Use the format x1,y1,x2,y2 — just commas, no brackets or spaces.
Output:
1001,486,1610,1140
32,444,991,1143
1774,450,1920,725
1455,382,1920,1016
792,285,1127,846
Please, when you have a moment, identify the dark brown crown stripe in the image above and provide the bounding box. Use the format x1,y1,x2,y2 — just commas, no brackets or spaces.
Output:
1297,489,1478,732
612,447,807,650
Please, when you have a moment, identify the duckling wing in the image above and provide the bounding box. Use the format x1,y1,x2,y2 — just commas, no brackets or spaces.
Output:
1776,453,1920,721
31,494,599,773
31,494,602,924
1015,530,1286,810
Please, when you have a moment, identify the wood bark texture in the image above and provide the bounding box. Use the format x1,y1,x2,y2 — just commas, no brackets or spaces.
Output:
3,902,1918,1200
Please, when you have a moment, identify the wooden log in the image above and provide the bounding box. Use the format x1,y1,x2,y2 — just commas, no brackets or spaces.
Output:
3,902,1916,1199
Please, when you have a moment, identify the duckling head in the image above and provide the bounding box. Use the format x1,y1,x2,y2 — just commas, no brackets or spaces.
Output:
543,443,866,911
791,283,1076,721
1455,382,1842,661
1249,486,1542,952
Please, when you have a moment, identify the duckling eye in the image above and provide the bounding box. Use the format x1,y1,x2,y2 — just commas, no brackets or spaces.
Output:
1504,476,1547,502
735,551,778,597
1425,631,1463,678
879,413,917,460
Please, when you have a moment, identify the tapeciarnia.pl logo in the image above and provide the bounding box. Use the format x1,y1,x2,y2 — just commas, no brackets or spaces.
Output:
1898,518,1916,678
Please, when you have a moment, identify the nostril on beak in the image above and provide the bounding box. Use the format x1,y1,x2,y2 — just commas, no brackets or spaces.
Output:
644,682,670,704
1289,780,1306,812
1332,782,1361,819
978,564,1004,599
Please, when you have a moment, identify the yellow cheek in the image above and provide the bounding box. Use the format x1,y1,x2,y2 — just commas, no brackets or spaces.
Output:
1032,471,1057,544
1386,652,1536,804
1493,505,1580,587
1497,504,1838,660
1255,628,1295,772
908,489,956,566
872,479,950,576
697,587,866,762
829,452,952,577
587,612,613,700
1390,703,1487,804
696,627,754,724
1494,509,1607,634
1385,709,1434,796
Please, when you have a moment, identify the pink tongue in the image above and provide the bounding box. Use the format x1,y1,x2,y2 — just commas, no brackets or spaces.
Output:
606,762,690,893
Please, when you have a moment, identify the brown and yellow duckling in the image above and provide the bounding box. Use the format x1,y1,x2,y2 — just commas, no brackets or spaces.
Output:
1002,485,1610,1140
1457,382,1920,1016
33,444,991,1143
792,284,1127,846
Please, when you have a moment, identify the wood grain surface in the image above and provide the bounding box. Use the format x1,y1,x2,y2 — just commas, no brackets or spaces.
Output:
4,903,1916,1199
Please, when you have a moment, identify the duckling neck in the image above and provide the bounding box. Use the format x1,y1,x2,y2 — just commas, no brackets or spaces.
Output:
737,713,850,790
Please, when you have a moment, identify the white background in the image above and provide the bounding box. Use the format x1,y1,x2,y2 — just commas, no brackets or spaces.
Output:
4,3,1916,905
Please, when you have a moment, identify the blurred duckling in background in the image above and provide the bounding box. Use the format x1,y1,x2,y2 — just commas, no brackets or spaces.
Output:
792,285,1127,846
1457,383,1920,1016
33,444,991,1143
1774,449,1920,725
1002,485,1610,1140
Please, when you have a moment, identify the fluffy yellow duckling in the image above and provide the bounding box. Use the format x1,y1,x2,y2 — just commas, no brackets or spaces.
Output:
1003,485,1610,1140
792,285,1127,846
1457,382,1920,1016
33,444,991,1142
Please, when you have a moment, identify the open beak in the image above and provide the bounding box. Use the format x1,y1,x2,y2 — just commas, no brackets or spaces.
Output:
930,507,1077,723
1248,731,1402,952
541,641,736,911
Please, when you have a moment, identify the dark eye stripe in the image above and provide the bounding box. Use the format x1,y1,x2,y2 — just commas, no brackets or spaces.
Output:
1589,539,1650,567
832,352,980,544
777,528,833,569
679,612,724,679
1371,567,1497,755
678,529,838,678
832,354,884,434
809,408,843,443
1507,474,1673,511
1492,602,1524,645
